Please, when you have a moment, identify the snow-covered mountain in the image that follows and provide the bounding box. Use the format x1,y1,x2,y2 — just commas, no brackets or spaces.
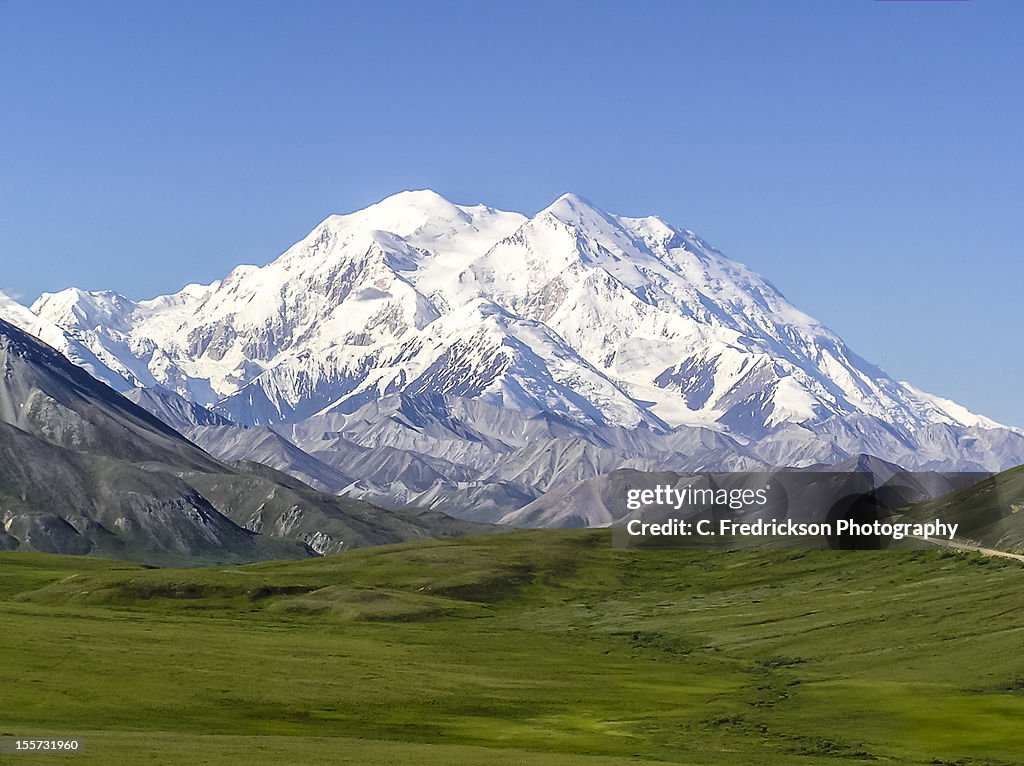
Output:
0,291,130,393
10,190,1024,517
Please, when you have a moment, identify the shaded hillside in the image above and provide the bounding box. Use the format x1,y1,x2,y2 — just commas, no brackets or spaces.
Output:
0,319,482,563
901,465,1024,553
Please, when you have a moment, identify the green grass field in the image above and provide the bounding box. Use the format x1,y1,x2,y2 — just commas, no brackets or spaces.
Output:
2,530,1023,765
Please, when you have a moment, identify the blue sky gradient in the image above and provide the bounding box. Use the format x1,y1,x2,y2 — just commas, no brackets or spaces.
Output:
1,0,1021,425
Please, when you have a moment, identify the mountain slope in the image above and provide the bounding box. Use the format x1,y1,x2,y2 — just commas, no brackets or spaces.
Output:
185,424,353,494
900,465,1024,553
0,419,279,560
123,385,234,430
0,318,481,561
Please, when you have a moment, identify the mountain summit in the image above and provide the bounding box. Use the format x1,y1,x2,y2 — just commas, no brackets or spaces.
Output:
19,191,1023,474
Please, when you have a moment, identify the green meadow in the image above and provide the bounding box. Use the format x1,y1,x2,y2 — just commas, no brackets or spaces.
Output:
2,530,1023,765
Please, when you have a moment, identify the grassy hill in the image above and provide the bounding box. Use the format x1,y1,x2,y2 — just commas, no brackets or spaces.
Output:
900,465,1024,553
2,530,1023,765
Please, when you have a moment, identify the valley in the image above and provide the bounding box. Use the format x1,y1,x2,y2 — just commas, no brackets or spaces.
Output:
2,531,1023,765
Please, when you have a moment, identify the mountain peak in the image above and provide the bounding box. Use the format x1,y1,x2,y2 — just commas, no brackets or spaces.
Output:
542,192,604,219
363,189,467,220
319,189,486,243
377,188,455,206
535,193,628,241
551,191,594,207
32,287,137,331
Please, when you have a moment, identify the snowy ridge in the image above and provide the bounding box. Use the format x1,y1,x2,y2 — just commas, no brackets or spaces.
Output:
899,381,1011,432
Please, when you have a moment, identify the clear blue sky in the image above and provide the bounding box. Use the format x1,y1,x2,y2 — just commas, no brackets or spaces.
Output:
1,0,1021,426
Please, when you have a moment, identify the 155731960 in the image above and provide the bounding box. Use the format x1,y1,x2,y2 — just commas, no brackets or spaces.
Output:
1,738,84,753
